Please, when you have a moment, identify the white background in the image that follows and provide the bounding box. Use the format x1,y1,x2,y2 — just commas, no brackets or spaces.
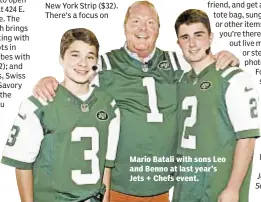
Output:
0,0,260,201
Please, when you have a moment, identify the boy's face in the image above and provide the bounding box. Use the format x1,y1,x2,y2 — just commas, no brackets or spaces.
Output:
60,40,97,84
177,22,213,64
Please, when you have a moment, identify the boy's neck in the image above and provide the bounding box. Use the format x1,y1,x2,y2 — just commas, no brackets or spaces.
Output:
62,80,90,96
191,54,215,75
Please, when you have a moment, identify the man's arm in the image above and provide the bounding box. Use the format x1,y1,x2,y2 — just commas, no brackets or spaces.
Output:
33,56,103,101
16,169,34,202
218,138,255,202
33,77,58,101
177,50,240,73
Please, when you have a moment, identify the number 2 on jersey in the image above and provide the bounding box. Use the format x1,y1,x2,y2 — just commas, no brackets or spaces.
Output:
181,96,197,149
71,127,100,185
143,77,163,122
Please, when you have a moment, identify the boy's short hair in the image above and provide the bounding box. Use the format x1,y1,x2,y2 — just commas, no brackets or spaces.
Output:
175,9,211,36
60,28,99,59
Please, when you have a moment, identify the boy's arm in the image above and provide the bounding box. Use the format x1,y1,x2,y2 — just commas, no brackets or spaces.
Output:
218,71,260,202
1,98,44,201
218,139,255,202
2,98,44,168
102,168,111,202
104,101,120,168
16,169,34,202
103,101,120,201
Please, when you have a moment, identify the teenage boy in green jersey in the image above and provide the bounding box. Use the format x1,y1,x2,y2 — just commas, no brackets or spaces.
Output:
1,28,120,202
172,9,260,202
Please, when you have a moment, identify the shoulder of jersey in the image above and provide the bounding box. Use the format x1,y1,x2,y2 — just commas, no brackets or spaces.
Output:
109,48,123,55
220,66,244,82
100,48,124,70
93,85,114,102
163,51,185,72
26,85,67,111
19,96,48,116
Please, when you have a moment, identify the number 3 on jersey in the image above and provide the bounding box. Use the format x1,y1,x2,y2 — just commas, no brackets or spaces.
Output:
6,125,20,146
71,127,100,185
143,77,163,122
181,96,197,149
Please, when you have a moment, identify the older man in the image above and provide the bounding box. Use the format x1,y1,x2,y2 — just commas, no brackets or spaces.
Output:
33,1,239,202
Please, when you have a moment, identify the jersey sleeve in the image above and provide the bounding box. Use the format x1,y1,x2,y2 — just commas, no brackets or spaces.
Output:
98,54,116,96
225,71,260,139
1,98,44,169
105,100,120,168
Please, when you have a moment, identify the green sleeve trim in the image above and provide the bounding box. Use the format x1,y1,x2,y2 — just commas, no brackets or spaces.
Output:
28,96,44,109
100,55,108,71
236,129,260,140
105,160,115,168
223,69,243,81
1,156,33,170
113,106,118,112
173,52,181,71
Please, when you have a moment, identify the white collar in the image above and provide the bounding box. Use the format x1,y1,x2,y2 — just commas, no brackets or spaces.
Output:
124,43,156,63
77,85,94,101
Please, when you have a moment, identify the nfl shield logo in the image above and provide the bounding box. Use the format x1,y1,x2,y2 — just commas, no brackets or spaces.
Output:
81,104,89,112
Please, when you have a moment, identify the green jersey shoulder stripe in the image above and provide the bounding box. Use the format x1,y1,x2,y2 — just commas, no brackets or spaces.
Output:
221,67,243,81
101,53,112,70
168,51,181,71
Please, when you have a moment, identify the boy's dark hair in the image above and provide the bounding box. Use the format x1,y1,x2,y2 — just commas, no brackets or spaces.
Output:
60,28,99,59
175,9,211,36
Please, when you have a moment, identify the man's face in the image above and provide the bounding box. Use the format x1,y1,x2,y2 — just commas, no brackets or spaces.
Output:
177,23,213,64
125,4,159,58
60,40,97,85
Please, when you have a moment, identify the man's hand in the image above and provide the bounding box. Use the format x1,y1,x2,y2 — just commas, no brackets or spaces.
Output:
214,51,239,70
33,77,58,102
218,188,239,202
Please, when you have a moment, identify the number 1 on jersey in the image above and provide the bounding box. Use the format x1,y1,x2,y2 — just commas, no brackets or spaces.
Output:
143,77,163,122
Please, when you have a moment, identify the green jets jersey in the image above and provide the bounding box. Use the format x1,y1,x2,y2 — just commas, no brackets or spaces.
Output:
2,85,120,202
173,63,260,202
98,47,186,196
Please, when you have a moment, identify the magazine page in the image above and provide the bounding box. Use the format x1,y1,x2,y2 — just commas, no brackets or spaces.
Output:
0,0,260,201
